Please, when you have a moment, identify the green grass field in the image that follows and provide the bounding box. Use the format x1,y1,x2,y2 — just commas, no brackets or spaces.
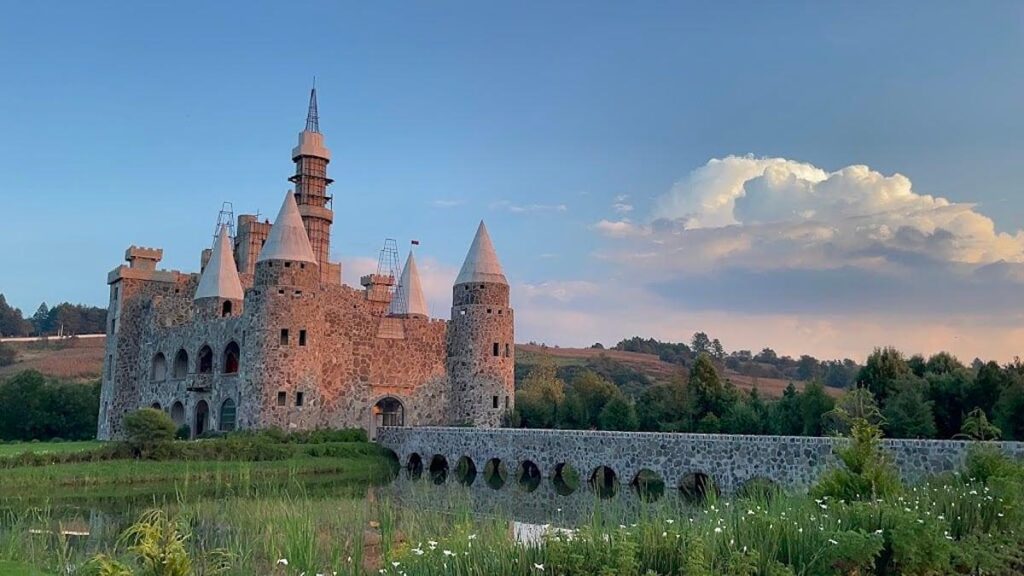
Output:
0,441,103,458
0,560,47,576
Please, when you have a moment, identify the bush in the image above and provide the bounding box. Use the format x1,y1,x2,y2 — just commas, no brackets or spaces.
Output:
123,408,177,446
0,342,16,367
812,419,902,501
0,371,100,441
174,424,190,440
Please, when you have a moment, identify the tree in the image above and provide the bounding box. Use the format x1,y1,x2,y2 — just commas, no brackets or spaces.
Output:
924,352,964,376
824,387,883,434
926,370,971,438
966,361,1005,417
0,294,30,337
690,332,712,356
688,354,730,421
598,396,638,431
30,303,50,335
710,339,725,361
564,370,618,429
883,384,937,438
770,383,804,436
514,356,565,428
0,371,99,441
995,373,1024,440
857,347,912,404
799,381,835,436
755,348,779,364
636,379,687,432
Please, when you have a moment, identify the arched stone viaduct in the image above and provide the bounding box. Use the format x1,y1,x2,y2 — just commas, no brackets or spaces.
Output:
377,427,1024,494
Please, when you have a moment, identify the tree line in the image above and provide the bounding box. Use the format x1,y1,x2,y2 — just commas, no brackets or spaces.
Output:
512,346,1024,441
0,371,100,441
0,293,107,337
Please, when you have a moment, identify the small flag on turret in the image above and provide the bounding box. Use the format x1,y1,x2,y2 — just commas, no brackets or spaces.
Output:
411,240,420,245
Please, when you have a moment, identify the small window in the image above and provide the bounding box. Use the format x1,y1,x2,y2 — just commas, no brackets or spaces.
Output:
487,308,492,314
107,355,112,379
492,395,499,409
299,330,307,346
277,391,286,406
295,290,302,296
498,309,503,315
278,289,285,294
505,343,511,358
459,309,466,316
296,392,304,407
222,301,233,317
110,318,116,334
280,329,289,345
493,342,499,357
300,263,305,269
284,262,291,268
505,396,509,409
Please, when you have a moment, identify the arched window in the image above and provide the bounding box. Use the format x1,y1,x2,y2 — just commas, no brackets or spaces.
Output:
151,353,167,381
221,301,233,317
198,345,213,374
219,398,237,432
150,402,162,411
172,349,188,379
222,341,240,374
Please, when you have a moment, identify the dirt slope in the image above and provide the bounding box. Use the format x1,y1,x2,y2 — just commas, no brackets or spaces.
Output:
0,337,106,381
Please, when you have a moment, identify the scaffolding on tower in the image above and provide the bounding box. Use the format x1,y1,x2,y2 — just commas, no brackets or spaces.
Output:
376,238,405,313
213,202,236,243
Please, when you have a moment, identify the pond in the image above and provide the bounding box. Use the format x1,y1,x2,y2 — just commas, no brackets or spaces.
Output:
0,463,698,574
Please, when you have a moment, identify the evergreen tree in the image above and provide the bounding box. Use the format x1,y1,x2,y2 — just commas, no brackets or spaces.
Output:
858,347,912,404
883,384,937,438
31,303,50,335
598,396,638,431
799,381,835,436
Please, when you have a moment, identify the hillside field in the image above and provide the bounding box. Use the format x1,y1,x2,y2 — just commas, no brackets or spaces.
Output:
0,336,105,381
516,344,840,397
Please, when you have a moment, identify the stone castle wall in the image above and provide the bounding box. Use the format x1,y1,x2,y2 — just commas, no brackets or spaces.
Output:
377,427,1024,493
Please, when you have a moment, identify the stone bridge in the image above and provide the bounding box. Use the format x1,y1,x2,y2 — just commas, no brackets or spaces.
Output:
377,427,1024,494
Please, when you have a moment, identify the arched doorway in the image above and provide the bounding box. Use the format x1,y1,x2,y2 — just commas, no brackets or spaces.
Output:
194,400,210,437
170,402,185,426
371,396,405,440
219,398,237,432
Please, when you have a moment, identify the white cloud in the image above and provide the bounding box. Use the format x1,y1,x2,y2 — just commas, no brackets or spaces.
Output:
612,194,634,213
593,219,646,238
491,200,568,214
519,280,599,303
430,199,464,208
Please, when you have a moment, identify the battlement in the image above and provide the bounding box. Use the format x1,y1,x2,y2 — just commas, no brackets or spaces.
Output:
125,246,163,270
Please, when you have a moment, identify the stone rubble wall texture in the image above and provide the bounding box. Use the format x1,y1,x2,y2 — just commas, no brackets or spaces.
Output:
447,282,515,427
377,427,1024,493
99,255,508,439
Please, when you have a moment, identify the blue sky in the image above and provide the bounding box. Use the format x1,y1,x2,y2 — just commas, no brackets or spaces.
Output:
2,2,1024,360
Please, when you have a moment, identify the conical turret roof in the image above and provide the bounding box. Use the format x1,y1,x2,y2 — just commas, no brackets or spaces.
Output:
195,225,244,301
390,251,429,317
257,190,317,264
455,221,507,285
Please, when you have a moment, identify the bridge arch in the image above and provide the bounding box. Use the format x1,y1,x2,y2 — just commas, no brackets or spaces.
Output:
589,465,619,499
483,458,507,490
407,453,424,479
551,462,581,495
429,455,449,485
517,460,542,493
680,471,719,503
630,468,665,502
455,456,477,486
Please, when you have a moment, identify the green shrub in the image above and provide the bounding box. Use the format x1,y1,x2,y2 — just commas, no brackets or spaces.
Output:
963,444,1019,483
123,408,177,446
174,424,190,440
812,419,902,501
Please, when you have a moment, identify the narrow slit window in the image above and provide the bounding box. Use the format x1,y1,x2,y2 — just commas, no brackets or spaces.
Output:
505,396,509,409
280,329,289,345
299,329,307,346
492,395,499,409
296,392,304,407
505,343,510,358
277,391,286,406
493,342,499,357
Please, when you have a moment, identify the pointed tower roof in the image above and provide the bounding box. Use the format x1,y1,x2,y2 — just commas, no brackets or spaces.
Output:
195,225,244,301
257,191,318,264
390,251,429,317
455,221,507,285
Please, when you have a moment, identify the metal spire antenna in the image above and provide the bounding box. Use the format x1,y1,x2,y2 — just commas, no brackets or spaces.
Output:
305,78,320,133
213,202,236,244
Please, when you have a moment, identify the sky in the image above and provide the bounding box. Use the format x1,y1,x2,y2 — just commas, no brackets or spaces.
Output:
2,2,1024,362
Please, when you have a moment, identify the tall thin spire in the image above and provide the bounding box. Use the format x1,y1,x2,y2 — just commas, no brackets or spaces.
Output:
305,80,320,133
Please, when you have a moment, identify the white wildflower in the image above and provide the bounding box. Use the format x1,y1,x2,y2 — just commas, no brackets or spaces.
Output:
277,559,289,566
534,564,545,571
829,539,839,545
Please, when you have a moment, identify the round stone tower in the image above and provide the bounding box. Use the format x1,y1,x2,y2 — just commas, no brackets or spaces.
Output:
447,221,515,427
240,189,324,430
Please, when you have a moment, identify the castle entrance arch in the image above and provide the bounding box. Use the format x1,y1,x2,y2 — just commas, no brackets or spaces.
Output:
370,396,405,440
194,400,209,437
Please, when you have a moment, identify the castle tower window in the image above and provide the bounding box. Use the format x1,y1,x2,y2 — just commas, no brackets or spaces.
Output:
198,345,213,374
284,262,292,268
277,391,286,406
222,301,233,317
493,342,499,357
106,355,112,379
173,349,188,379
505,343,510,358
280,329,289,345
492,395,499,409
222,342,240,374
296,392,305,407
151,353,167,381
505,396,509,409
299,329,307,346
219,398,237,432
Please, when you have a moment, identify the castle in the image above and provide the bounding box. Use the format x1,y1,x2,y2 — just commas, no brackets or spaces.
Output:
97,89,514,440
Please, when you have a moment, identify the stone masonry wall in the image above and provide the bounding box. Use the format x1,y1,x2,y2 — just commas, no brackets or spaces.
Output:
377,427,1024,493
